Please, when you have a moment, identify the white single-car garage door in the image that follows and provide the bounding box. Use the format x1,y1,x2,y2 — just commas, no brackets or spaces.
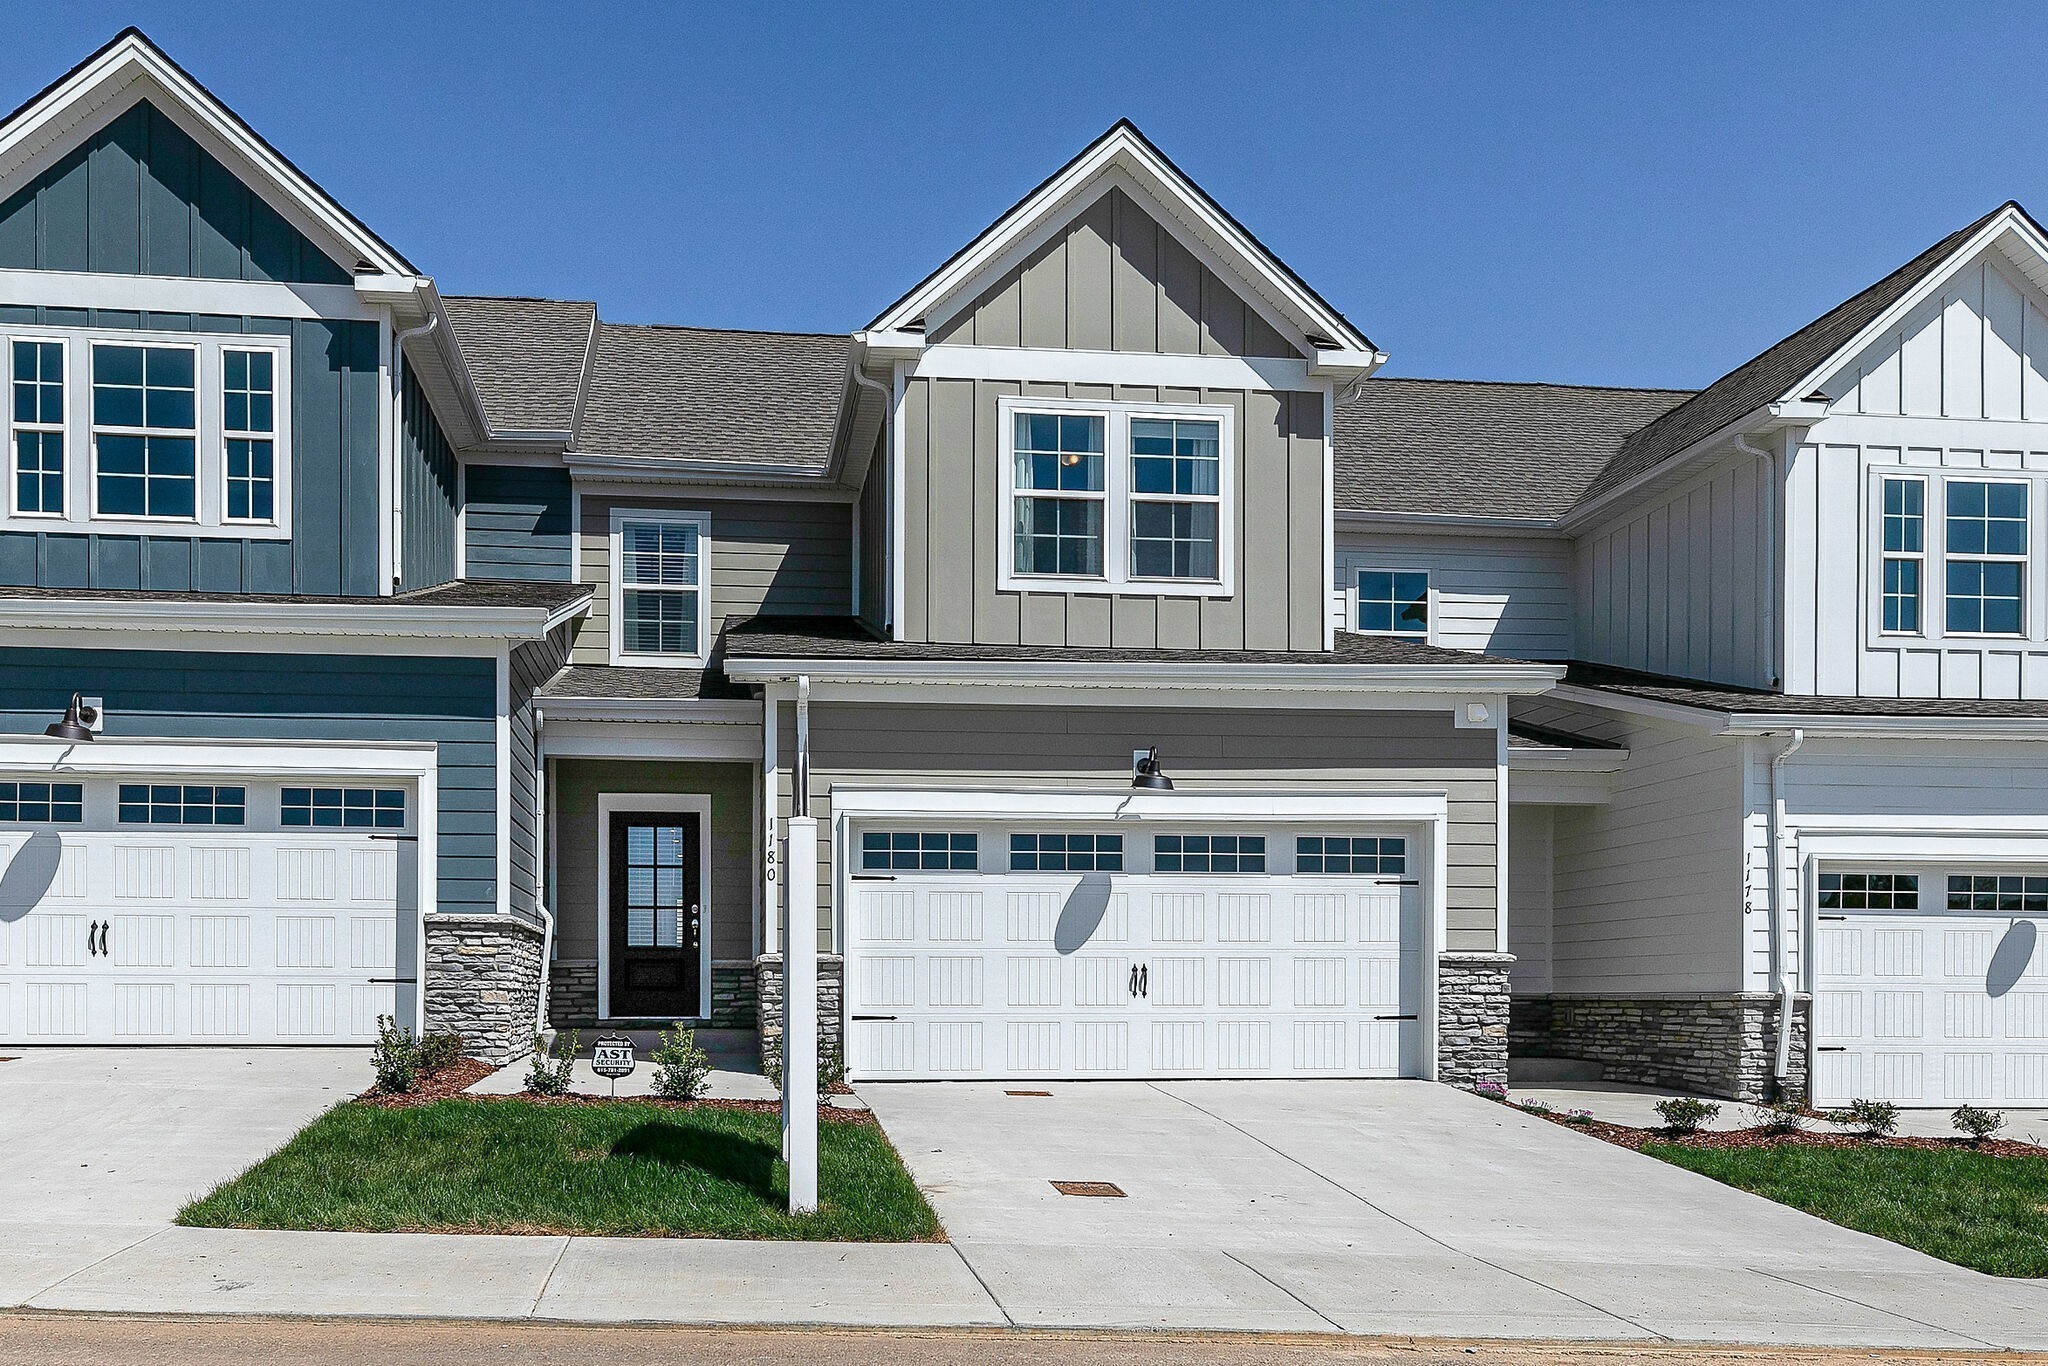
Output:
0,776,418,1044
843,820,1426,1080
1813,867,2048,1107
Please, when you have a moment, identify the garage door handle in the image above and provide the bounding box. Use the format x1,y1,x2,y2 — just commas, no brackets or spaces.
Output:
1375,1013,1418,1021
851,1014,897,1022
366,977,418,984
370,834,419,843
1818,914,1847,921
1816,1046,1847,1053
1375,879,1422,887
852,874,897,882
87,919,101,957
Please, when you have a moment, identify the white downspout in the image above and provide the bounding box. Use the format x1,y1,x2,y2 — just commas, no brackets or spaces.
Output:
389,312,439,590
1766,728,1805,1086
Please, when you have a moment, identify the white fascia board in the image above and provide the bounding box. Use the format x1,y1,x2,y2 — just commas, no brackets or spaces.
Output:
1506,746,1629,773
0,597,586,641
913,343,1314,392
0,735,437,778
1719,712,2048,740
1308,348,1387,381
537,697,762,725
871,128,1370,355
1334,509,1567,536
0,38,413,280
0,268,380,321
541,717,762,762
1546,683,1731,730
563,454,846,491
830,786,1449,825
723,656,1564,695
855,330,926,373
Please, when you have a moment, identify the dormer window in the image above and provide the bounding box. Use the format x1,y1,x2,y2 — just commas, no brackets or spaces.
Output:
4,325,290,537
998,396,1235,597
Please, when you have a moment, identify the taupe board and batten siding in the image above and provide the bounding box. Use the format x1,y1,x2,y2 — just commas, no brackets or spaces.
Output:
1574,447,1776,691
774,703,1500,952
1334,530,1575,659
900,378,1326,650
857,440,887,628
573,494,852,664
927,186,1301,360
549,758,756,977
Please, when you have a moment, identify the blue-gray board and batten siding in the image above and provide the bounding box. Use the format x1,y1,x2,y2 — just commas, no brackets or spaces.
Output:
399,364,458,592
0,99,349,284
463,464,572,583
0,647,501,915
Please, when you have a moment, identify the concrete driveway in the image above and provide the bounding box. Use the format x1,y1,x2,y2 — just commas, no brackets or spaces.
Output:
864,1078,2048,1345
0,1048,369,1305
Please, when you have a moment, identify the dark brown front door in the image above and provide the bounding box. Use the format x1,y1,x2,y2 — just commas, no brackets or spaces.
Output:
607,811,702,1019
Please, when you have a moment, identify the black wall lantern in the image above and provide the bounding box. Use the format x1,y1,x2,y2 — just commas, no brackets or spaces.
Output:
1132,747,1173,791
45,693,97,742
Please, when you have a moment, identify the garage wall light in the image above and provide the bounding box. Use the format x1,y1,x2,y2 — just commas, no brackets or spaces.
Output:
44,693,99,743
1132,747,1174,791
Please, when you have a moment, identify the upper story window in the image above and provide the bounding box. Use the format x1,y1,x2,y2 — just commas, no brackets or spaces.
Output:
1945,479,2027,636
609,510,710,667
1880,476,1924,634
3,326,290,537
1356,569,1430,639
998,397,1235,597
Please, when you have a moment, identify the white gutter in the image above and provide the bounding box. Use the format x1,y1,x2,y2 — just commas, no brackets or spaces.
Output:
1766,728,1805,1087
724,656,1566,694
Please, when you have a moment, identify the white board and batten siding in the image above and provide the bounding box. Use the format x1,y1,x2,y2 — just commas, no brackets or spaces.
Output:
1790,245,2048,698
1333,530,1575,658
1573,449,1777,690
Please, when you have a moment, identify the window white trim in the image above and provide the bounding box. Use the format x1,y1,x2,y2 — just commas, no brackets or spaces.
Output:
1,324,292,538
996,394,1235,599
608,507,712,667
1351,565,1434,643
595,791,715,1023
219,343,287,527
6,333,67,520
1940,475,2030,640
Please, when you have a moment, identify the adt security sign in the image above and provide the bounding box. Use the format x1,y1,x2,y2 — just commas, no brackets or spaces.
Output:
592,1034,635,1096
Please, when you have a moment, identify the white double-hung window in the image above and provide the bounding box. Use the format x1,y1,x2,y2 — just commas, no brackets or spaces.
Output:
999,396,1234,596
1944,478,2027,636
610,509,710,666
4,325,290,535
1880,474,1925,634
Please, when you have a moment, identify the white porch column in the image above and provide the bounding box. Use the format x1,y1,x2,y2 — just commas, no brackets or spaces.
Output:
784,813,819,1214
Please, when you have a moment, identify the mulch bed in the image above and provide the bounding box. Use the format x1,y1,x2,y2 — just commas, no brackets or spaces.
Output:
356,1059,873,1126
1519,1106,2045,1158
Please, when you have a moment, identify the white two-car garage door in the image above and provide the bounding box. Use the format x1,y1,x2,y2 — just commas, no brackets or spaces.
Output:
1813,867,2048,1107
0,777,417,1044
844,821,1425,1080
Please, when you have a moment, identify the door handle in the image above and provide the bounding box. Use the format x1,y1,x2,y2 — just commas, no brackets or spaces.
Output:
1128,964,1139,999
97,922,109,957
1139,964,1148,998
87,920,100,957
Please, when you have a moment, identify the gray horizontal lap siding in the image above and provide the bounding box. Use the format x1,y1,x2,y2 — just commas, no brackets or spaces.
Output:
780,703,1499,952
464,464,573,583
0,647,501,914
0,307,382,596
0,99,350,284
573,494,852,665
902,378,1326,651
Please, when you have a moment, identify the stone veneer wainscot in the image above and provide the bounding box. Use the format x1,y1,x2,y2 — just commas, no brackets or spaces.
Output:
423,913,545,1064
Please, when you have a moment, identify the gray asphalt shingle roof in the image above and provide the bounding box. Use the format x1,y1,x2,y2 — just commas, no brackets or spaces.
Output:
1566,661,2048,720
1578,203,2021,507
577,323,850,468
442,295,595,436
1333,378,1692,521
537,664,747,702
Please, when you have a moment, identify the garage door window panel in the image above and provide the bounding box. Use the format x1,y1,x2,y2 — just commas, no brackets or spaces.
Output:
861,832,977,872
1009,833,1123,872
118,783,244,826
1154,834,1266,874
0,780,82,823
282,787,406,829
1948,874,2048,913
1819,872,1920,910
1296,835,1405,875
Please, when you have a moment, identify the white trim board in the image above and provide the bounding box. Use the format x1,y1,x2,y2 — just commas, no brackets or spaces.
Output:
595,791,715,1023
0,268,381,322
913,343,1315,392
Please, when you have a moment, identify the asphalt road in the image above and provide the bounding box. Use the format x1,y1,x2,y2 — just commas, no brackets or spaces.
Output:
0,1316,2036,1366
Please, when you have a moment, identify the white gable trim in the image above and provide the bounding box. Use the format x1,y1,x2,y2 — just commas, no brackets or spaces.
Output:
1791,206,2048,411
869,125,1378,370
0,31,417,283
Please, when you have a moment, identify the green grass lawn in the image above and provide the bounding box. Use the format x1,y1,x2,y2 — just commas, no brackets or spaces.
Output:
179,1099,942,1242
1644,1142,2048,1277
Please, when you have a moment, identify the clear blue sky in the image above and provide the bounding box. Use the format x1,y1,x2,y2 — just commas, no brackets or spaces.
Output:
4,2,2045,390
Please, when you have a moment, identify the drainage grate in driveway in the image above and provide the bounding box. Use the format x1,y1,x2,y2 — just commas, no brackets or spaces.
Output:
1051,1180,1126,1197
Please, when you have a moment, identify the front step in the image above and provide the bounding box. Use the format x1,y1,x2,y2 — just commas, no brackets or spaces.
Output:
1508,1055,1605,1084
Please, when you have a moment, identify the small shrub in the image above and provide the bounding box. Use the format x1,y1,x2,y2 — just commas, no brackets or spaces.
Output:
1744,1100,1807,1135
524,1030,578,1096
650,1025,712,1102
1837,1097,1900,1138
371,1015,418,1095
1471,1080,1509,1103
1655,1097,1721,1134
1561,1108,1595,1126
1952,1104,2007,1142
414,1030,463,1077
762,1039,846,1092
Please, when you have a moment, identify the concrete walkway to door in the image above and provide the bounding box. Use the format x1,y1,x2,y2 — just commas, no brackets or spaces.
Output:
863,1078,2048,1347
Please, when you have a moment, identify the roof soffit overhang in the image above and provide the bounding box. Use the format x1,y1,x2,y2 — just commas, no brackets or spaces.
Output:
860,122,1383,383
